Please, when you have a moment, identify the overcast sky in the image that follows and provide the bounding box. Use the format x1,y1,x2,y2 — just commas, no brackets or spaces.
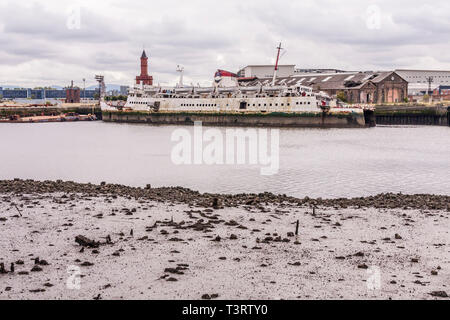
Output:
1,0,450,87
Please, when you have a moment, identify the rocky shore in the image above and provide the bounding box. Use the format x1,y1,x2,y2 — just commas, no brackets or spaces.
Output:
1,179,449,211
0,179,449,300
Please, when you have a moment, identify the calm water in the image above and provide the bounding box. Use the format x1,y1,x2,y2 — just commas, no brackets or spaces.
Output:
0,122,449,198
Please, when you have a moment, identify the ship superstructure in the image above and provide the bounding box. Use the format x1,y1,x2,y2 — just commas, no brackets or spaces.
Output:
122,81,332,114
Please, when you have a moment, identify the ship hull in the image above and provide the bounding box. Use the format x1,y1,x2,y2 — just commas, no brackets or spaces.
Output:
102,110,368,128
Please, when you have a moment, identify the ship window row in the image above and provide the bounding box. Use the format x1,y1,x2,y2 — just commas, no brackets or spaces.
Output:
181,103,218,107
178,101,312,107
248,101,311,107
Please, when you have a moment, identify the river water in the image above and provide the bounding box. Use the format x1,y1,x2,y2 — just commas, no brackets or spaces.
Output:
0,122,448,198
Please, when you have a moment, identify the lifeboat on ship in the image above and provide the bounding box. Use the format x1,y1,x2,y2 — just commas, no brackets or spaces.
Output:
195,87,215,94
239,86,261,93
218,87,239,94
174,87,194,94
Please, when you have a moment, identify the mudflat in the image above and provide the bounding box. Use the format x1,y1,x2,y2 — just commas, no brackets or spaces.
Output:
0,180,449,299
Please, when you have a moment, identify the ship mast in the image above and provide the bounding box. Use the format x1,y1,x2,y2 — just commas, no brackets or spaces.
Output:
272,42,282,86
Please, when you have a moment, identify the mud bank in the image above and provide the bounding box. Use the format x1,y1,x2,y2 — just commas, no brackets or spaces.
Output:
0,180,449,300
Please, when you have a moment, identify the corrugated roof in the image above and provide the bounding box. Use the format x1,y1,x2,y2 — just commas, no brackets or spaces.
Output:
239,71,406,90
242,64,296,67
395,69,450,73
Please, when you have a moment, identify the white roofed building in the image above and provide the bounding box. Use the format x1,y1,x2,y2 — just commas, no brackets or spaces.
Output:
395,69,450,95
237,65,295,79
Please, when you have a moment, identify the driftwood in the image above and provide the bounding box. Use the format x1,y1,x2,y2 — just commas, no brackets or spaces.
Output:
14,204,22,217
75,235,100,248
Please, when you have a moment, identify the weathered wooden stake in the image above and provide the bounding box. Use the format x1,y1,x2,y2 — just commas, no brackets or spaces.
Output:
14,204,22,217
295,220,299,236
212,198,219,209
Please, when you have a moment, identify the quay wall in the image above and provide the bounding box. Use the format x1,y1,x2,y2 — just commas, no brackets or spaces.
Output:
375,105,449,126
0,104,102,119
101,111,368,128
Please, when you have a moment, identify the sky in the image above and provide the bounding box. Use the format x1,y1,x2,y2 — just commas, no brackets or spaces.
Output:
1,0,450,88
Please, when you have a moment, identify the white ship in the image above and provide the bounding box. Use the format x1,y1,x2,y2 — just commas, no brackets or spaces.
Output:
100,44,367,117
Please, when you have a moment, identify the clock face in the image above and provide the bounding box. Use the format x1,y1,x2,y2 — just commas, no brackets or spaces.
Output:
391,76,395,81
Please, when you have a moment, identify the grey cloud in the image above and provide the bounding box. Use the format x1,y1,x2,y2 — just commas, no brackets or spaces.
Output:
1,0,450,87
1,3,127,43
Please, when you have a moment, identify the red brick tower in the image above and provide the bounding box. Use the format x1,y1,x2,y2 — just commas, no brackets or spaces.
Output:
65,80,80,103
136,50,153,86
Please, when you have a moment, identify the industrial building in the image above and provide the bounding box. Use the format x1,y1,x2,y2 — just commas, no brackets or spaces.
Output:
434,85,450,95
65,81,81,103
239,71,409,104
120,86,129,95
0,87,97,100
235,64,450,102
393,69,450,95
294,68,348,74
237,65,295,78
395,69,450,92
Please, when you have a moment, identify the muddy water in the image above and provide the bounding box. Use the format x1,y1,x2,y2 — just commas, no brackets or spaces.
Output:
0,122,448,198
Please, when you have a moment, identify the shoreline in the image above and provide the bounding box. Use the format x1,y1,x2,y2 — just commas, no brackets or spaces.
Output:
1,179,449,210
1,179,449,300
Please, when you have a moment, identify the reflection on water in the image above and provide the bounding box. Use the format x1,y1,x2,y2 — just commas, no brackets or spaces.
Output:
0,122,448,198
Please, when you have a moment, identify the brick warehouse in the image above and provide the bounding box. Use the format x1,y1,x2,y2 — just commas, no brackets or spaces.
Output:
240,71,408,104
65,81,80,103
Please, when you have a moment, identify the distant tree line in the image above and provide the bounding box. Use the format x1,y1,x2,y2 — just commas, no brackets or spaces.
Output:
105,95,127,101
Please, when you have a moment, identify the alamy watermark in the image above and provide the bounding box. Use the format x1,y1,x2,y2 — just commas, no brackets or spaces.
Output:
66,265,81,290
171,121,280,176
66,5,81,30
366,266,381,291
366,5,382,30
